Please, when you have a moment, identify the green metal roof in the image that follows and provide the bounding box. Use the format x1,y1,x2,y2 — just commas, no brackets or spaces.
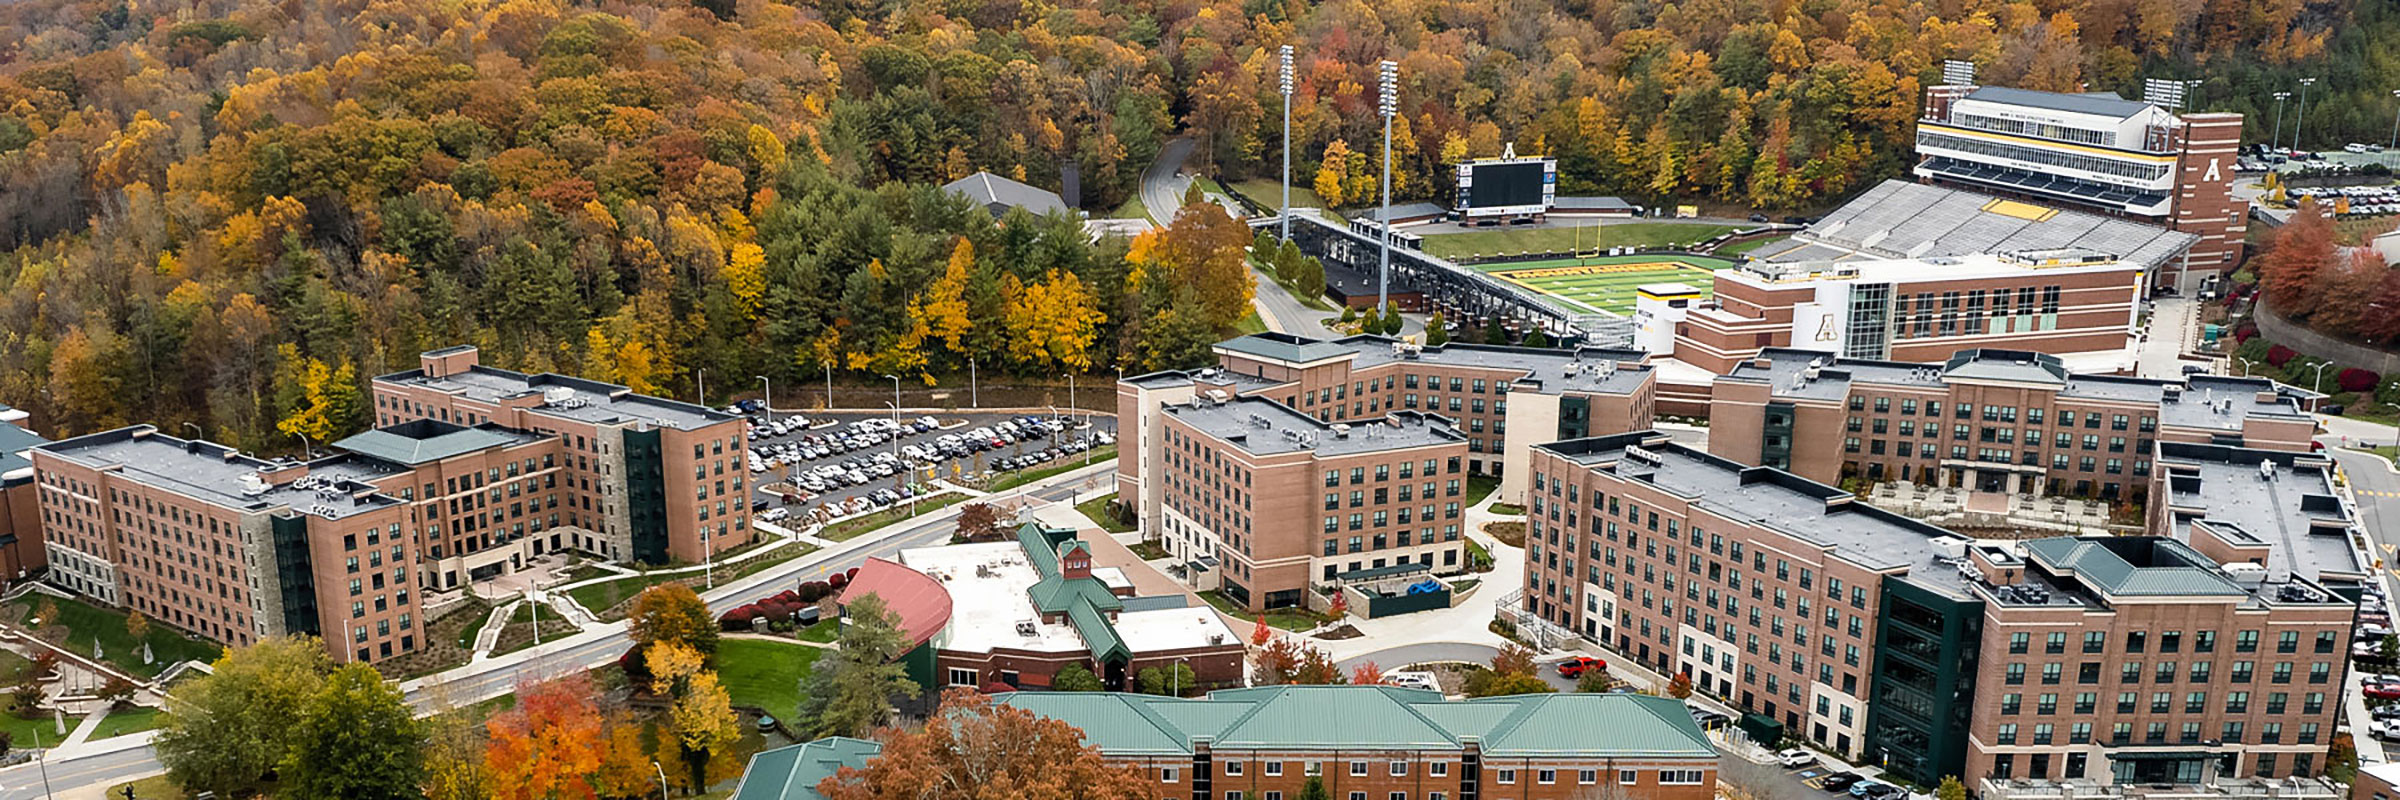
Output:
332,421,540,466
0,419,45,478
2023,536,2246,597
1213,333,1359,365
730,737,881,800
1066,601,1130,663
999,686,1716,758
1018,522,1071,576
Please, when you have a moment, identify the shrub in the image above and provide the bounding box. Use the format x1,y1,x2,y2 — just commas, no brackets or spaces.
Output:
2267,345,2298,367
2339,368,2380,393
797,581,832,602
845,567,860,581
828,571,849,589
2233,322,2258,343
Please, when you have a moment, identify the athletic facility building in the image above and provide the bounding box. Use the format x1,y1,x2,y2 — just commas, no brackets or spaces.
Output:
1913,84,2245,290
1635,247,2149,376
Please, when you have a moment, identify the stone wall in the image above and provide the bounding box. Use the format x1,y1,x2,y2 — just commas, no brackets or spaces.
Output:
2252,304,2400,376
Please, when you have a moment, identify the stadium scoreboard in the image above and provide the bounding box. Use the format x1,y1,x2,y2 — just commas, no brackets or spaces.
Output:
1454,156,1556,219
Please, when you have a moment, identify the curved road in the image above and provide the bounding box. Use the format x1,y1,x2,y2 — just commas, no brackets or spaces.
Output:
1139,138,1197,226
0,466,1113,799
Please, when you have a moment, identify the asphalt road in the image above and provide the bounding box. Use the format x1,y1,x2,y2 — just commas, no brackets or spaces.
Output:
0,468,1106,798
744,410,1115,518
1140,138,1196,226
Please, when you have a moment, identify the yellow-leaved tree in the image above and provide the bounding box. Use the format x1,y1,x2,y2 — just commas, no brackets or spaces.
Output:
1000,269,1104,372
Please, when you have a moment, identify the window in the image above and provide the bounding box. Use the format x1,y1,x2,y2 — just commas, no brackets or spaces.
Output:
1497,770,1517,785
1390,762,1407,777
1162,768,1180,783
1621,770,1639,785
1266,762,1283,777
1351,762,1368,777
1225,762,1243,776
1659,770,1705,785
1538,770,1557,785
1579,770,1599,785
1431,763,1448,777
946,668,977,686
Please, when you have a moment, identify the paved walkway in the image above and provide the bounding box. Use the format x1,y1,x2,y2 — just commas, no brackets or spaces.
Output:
468,601,516,660
1316,491,1522,662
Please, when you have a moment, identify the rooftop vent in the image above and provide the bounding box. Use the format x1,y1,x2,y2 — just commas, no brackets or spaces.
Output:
238,473,270,497
1331,424,1352,439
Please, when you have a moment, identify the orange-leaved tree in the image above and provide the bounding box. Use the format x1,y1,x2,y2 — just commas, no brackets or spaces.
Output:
483,675,607,800
817,688,1151,800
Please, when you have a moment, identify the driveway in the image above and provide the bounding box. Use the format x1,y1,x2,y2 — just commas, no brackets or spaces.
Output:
1140,138,1197,226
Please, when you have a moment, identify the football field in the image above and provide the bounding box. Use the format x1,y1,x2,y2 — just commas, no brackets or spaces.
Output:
1474,254,1738,315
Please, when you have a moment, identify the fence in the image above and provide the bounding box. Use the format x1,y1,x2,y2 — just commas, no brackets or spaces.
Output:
2252,303,2400,376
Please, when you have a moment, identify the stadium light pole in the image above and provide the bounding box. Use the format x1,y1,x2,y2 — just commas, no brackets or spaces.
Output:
2295,78,2317,152
1377,59,1398,318
1279,45,1294,242
2388,89,2399,165
2271,92,2290,151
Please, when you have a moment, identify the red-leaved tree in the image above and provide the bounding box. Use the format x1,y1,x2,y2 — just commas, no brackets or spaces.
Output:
2262,199,2334,313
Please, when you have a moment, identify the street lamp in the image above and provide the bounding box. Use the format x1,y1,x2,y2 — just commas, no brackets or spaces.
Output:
1279,44,1295,241
1376,59,1399,318
755,375,772,415
182,422,204,440
653,760,669,799
969,356,979,408
882,374,912,514
2309,360,2333,395
2235,356,2257,377
2388,89,2399,164
695,367,706,406
2271,92,2290,151
2295,78,2318,152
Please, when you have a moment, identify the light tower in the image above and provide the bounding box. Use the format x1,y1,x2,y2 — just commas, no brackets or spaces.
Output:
1279,45,1295,242
2295,78,2317,152
2271,91,2290,150
1376,59,1398,317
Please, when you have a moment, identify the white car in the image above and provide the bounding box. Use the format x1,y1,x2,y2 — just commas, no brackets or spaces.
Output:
1776,749,1817,768
1382,671,1439,691
2374,719,2400,741
759,507,790,522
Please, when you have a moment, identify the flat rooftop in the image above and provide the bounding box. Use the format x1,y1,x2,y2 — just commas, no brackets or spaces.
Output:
1537,431,1973,598
2155,442,2364,586
898,541,1237,657
375,366,735,432
1205,334,1652,397
1724,348,2310,431
35,427,403,519
1163,396,1463,457
1730,250,2142,288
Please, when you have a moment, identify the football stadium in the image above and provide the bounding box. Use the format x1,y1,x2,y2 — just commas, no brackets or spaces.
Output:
1470,253,1739,316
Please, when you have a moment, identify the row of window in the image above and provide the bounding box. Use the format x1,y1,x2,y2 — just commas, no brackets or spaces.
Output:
1997,689,2326,716
2006,629,2331,656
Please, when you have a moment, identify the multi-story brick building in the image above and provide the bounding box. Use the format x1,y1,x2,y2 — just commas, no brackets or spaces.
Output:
1708,348,2315,502
1914,84,2246,290
371,345,751,567
328,419,568,590
1116,333,1655,609
1524,430,2363,790
1634,250,2148,377
30,427,423,664
999,686,1719,800
1144,392,1471,611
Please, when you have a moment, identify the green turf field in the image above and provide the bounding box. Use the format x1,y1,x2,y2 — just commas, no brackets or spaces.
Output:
1418,222,1737,259
1468,253,1738,315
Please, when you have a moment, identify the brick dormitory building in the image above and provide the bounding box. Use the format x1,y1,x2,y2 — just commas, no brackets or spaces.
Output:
22,345,749,665
1521,430,2366,792
1708,347,2316,502
1115,333,1657,610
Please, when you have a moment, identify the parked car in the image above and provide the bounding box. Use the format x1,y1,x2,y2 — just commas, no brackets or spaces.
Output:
1850,781,1902,800
1777,749,1819,769
1382,672,1439,691
2363,683,2400,700
1819,773,1863,792
2374,718,2400,740
1554,656,1607,678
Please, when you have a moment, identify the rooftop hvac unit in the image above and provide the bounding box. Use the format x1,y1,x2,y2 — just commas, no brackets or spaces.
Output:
1622,446,1663,466
1206,390,1230,404
1015,620,1039,637
542,387,575,406
2258,460,2276,480
239,473,271,497
1331,424,1352,439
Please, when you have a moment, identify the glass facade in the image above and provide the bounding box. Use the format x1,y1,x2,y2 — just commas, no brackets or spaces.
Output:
1866,578,1982,786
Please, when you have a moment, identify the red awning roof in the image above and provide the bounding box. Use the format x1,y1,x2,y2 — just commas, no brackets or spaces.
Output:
838,557,952,649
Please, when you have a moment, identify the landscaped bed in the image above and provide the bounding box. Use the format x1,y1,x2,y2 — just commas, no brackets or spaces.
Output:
567,540,819,620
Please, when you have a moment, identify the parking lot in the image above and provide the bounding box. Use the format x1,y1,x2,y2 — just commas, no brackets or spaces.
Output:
737,408,1119,523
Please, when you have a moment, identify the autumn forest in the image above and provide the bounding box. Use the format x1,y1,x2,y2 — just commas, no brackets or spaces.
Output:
0,0,2385,453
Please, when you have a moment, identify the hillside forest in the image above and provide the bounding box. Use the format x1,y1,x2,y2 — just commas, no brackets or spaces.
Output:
0,0,2388,452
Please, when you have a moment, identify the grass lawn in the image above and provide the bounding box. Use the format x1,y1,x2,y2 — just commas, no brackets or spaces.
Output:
1464,538,1494,572
1489,503,1525,516
2353,445,2400,466
820,492,971,541
567,541,819,616
1231,178,1329,214
0,708,77,749
91,705,163,739
982,445,1115,493
1418,222,1739,259
108,775,195,800
1199,591,1319,631
1463,474,1501,507
1075,492,1134,533
0,651,32,685
6,595,219,678
797,620,841,644
717,638,823,718
1716,235,1788,257
1233,311,1268,335
1111,192,1151,223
